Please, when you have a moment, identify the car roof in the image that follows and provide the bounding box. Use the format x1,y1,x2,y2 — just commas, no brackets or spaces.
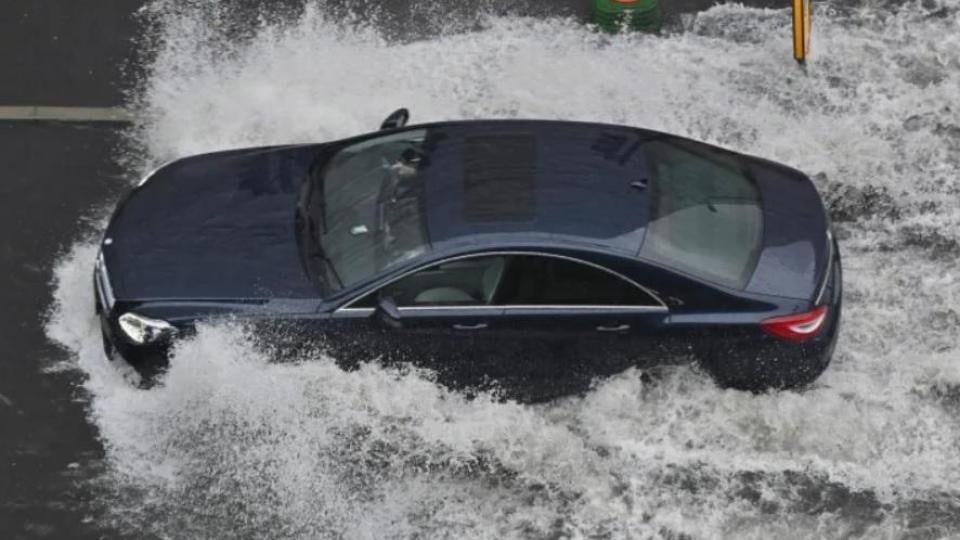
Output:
373,120,657,256
323,119,828,300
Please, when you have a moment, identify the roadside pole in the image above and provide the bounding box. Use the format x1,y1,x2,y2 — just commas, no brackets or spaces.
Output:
793,0,812,64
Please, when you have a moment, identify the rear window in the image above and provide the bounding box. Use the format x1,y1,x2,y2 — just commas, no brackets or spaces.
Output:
642,140,762,289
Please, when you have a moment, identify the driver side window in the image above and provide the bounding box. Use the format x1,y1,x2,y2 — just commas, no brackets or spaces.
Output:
351,255,507,308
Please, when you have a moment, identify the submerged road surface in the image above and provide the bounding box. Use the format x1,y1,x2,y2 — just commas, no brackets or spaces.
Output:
4,0,960,538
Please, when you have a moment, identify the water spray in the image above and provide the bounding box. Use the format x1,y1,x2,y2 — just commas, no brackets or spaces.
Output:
593,0,813,65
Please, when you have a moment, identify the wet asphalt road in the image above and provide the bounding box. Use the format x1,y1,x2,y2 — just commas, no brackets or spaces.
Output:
0,0,784,537
2,6,142,537
0,124,125,539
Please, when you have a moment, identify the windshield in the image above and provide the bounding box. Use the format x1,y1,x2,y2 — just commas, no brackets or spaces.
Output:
642,139,763,289
299,129,432,294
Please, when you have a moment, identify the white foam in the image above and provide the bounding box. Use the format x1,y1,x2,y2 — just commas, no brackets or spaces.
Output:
46,0,960,536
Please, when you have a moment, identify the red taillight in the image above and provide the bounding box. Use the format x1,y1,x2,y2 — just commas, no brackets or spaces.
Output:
760,305,829,343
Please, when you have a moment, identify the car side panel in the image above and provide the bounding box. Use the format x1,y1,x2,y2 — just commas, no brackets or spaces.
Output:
486,308,677,399
318,308,509,387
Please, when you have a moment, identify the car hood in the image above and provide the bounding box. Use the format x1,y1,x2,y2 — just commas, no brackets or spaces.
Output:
102,144,324,302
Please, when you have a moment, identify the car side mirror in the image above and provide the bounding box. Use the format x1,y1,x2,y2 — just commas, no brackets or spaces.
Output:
374,296,403,328
380,108,410,130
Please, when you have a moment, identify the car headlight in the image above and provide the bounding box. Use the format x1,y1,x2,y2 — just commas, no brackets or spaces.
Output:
118,312,176,345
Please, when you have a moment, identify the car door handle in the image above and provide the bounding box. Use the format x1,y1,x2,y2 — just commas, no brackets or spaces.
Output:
596,324,630,333
453,323,488,331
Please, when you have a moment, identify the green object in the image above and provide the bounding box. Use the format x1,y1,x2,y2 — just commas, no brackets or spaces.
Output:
592,0,662,33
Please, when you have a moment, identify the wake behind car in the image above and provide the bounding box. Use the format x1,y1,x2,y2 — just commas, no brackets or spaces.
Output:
94,111,841,396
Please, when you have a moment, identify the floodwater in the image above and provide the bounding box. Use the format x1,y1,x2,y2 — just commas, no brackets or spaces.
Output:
45,0,960,537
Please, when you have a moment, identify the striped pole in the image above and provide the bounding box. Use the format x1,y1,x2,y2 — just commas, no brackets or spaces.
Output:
792,0,812,63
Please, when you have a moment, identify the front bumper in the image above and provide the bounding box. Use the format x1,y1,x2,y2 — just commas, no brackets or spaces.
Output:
94,253,173,375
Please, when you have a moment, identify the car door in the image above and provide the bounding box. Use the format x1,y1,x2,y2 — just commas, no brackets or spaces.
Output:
321,254,509,389
487,253,669,397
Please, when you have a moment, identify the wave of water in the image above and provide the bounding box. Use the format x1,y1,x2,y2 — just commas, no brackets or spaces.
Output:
46,0,960,537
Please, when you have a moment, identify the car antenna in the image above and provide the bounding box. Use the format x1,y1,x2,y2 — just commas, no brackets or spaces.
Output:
380,108,410,130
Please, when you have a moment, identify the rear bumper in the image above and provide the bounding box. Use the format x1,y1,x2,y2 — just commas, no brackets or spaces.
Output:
704,239,842,391
701,304,840,390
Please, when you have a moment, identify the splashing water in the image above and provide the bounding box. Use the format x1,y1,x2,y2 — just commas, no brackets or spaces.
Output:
46,0,960,537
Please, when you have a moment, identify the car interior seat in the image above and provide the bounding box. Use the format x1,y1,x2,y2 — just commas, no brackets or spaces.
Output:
413,256,506,306
414,287,475,305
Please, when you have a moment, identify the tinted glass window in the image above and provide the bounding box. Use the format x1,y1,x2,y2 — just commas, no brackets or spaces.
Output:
642,140,763,289
352,255,507,308
301,130,433,295
494,255,658,306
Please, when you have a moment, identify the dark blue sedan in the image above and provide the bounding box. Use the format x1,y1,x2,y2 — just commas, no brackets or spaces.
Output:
94,113,841,397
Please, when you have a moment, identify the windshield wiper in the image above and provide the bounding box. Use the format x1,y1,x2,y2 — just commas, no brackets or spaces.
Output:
295,204,344,291
317,249,344,290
